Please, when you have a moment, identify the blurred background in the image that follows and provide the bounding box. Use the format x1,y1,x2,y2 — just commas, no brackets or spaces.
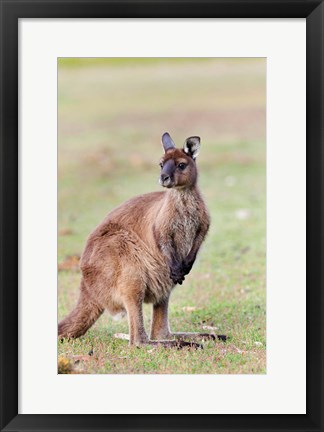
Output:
58,58,266,374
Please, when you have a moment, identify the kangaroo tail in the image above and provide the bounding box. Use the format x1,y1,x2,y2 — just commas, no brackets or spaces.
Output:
58,280,103,339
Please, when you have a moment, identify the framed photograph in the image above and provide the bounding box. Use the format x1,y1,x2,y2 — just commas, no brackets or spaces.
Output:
57,56,267,371
1,1,323,431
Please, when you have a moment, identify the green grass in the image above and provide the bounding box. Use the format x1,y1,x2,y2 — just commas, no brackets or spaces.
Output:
58,58,266,374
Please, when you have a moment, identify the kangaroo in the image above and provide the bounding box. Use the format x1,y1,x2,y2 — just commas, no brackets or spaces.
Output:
59,133,224,348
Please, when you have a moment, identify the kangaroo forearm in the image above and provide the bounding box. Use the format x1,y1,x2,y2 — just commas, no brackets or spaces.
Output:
182,227,208,275
157,233,182,270
158,222,208,284
169,249,186,284
169,240,200,283
157,237,184,284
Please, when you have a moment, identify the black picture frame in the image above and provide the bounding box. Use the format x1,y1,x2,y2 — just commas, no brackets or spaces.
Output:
1,1,323,431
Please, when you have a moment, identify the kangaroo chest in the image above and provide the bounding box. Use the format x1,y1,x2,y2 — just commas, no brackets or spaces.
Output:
154,190,204,261
170,202,201,257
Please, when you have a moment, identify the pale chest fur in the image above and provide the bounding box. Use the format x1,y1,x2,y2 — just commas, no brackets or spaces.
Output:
168,190,202,257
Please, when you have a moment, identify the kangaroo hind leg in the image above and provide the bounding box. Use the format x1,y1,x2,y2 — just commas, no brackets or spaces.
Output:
150,298,227,346
114,296,202,349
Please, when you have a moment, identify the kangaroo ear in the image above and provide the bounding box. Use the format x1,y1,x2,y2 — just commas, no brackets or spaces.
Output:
183,136,201,159
161,132,176,153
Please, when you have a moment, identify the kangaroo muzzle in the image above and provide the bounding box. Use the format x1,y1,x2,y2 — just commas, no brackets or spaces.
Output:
159,160,175,188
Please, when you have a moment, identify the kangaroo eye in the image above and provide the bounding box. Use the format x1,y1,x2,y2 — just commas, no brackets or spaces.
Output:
178,163,186,170
159,162,164,168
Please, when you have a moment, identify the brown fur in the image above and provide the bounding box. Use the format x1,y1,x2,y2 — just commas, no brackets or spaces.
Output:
58,133,210,346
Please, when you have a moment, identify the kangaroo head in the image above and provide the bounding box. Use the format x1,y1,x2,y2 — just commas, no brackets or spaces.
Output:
159,132,200,189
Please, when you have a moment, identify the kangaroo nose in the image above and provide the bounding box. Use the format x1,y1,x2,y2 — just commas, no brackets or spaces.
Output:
161,173,170,182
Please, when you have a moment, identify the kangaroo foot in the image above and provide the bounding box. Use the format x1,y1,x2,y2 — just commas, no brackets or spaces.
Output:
114,333,202,349
149,339,203,350
171,332,228,342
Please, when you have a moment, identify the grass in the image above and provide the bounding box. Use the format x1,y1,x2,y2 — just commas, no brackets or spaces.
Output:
58,58,266,374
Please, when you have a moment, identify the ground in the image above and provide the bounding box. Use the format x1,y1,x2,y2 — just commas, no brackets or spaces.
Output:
58,58,266,374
